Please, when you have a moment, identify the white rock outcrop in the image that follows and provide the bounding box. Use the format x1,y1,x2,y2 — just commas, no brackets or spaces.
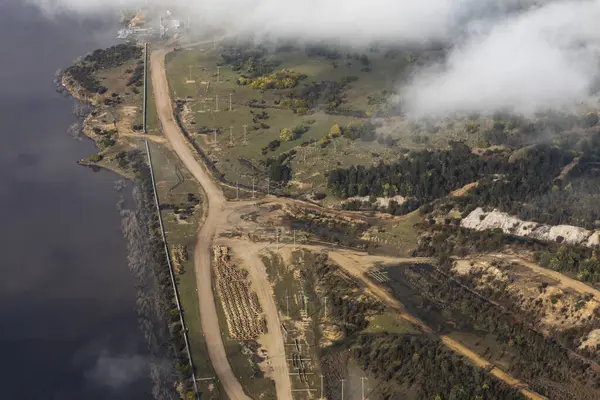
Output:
345,195,406,208
461,207,598,247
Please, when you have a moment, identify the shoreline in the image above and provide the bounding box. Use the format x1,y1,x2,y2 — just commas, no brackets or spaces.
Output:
59,56,194,398
60,74,133,178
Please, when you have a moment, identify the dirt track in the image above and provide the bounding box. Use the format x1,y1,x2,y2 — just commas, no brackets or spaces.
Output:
151,47,249,400
151,46,293,400
151,41,545,400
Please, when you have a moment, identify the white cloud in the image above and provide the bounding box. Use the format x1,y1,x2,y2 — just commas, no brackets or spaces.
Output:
26,0,600,116
402,0,600,117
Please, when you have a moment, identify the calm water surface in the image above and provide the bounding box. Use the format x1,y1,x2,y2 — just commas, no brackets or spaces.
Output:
0,1,151,398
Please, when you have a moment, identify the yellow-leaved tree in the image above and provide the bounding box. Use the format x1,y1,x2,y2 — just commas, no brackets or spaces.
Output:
280,127,295,141
329,124,342,138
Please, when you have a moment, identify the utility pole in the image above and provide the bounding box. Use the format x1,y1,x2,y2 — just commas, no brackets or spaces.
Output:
229,93,232,111
285,291,290,316
188,65,192,81
341,379,345,400
213,129,217,145
243,124,248,145
217,66,220,83
361,377,367,400
304,293,308,315
236,181,239,200
229,126,233,145
215,94,219,112
320,374,324,400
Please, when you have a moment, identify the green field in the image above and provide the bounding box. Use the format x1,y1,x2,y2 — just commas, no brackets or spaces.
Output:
163,43,466,196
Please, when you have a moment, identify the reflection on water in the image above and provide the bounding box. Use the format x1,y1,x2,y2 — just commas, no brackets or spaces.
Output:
0,1,150,398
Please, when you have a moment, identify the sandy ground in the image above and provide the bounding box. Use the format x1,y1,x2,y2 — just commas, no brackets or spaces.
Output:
486,253,600,302
152,40,545,400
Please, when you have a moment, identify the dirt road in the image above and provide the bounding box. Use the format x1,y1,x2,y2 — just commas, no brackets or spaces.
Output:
151,47,249,400
151,45,293,400
222,239,293,400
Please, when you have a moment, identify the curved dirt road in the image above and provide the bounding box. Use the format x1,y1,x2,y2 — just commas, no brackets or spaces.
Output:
150,47,248,400
151,45,292,400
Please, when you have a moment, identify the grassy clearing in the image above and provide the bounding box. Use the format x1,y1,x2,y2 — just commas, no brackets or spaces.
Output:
163,44,457,196
370,210,423,256
149,140,204,243
146,61,161,135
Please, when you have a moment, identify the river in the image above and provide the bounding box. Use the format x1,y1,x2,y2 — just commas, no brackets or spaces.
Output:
0,1,151,398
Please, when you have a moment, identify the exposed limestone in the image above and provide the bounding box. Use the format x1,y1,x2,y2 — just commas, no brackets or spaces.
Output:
461,207,598,247
345,195,406,208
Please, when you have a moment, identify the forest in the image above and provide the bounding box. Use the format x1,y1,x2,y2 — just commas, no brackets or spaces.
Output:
329,136,600,227
298,252,526,400
534,245,600,284
353,333,525,400
328,141,485,209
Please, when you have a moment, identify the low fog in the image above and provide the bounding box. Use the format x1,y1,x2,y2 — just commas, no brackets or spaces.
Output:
28,0,600,116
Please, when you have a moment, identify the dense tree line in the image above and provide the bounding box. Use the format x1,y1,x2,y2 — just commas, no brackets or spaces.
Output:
465,144,574,217
280,80,342,113
330,139,599,225
354,333,525,400
264,150,294,184
328,141,485,211
535,245,600,284
385,264,600,395
64,43,142,94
